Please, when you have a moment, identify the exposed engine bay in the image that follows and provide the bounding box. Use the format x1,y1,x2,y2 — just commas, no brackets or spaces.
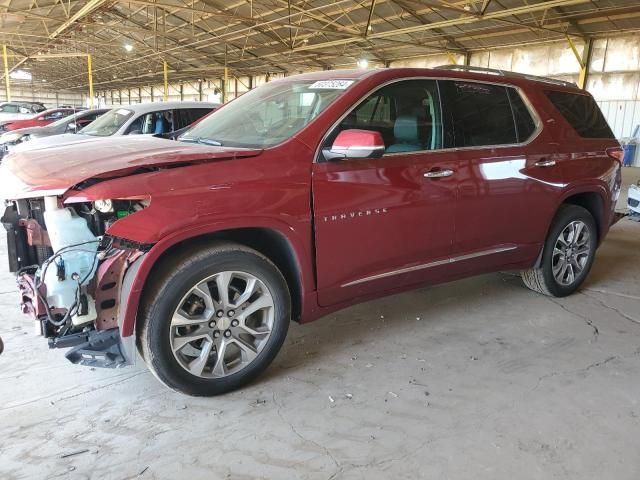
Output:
1,196,147,367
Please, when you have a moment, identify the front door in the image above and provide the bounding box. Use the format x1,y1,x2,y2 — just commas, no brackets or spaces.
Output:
312,79,458,306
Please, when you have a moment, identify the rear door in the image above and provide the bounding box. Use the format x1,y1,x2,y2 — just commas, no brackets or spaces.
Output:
439,80,563,270
312,79,458,306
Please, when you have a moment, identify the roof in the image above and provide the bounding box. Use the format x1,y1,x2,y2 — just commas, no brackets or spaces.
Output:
111,101,219,114
283,66,583,91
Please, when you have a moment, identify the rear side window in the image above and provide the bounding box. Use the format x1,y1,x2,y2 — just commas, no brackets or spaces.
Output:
1,104,19,113
507,88,537,142
174,108,214,130
441,81,517,148
545,90,614,138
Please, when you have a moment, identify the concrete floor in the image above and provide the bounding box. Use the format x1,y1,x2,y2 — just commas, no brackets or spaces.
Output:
1,169,639,480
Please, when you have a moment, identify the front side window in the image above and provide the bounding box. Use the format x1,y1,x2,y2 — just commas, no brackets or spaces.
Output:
325,79,443,154
126,110,173,135
183,79,352,148
441,81,518,148
80,108,134,136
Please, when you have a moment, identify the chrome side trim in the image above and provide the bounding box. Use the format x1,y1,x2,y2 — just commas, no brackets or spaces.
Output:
341,245,518,288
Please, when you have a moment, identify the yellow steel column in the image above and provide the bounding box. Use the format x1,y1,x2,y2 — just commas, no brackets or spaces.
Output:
163,61,168,101
2,45,10,102
87,54,94,108
446,51,457,65
566,35,592,90
223,66,228,103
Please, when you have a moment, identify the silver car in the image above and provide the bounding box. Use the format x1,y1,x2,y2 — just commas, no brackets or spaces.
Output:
8,101,219,156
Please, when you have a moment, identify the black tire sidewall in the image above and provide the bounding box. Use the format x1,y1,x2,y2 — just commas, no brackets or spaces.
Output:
143,247,290,396
541,205,597,297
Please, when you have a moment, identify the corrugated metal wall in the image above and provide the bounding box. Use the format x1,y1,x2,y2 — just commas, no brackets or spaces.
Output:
598,100,640,139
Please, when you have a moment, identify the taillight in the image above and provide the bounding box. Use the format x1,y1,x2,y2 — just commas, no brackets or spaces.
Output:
606,147,624,164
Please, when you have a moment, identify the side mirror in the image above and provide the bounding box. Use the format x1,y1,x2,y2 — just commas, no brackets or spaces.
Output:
66,123,78,133
322,129,385,161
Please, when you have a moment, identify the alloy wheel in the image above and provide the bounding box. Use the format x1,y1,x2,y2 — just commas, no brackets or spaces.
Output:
552,220,592,286
169,271,274,378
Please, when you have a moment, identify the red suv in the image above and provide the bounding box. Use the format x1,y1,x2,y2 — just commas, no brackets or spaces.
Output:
1,67,622,396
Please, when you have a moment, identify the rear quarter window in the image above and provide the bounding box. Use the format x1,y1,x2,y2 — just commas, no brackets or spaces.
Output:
545,90,614,139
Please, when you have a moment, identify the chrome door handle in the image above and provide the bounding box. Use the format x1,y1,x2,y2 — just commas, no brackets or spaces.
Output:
534,159,556,167
424,169,454,178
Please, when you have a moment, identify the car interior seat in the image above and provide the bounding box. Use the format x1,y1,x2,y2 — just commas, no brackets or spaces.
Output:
386,115,424,153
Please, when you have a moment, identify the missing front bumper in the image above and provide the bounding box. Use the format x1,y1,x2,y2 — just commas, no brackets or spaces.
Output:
49,328,133,368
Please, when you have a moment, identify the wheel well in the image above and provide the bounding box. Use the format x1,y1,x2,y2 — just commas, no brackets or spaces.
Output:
143,228,303,322
563,192,604,243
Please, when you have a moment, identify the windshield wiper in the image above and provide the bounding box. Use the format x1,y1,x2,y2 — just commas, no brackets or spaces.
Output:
179,136,222,146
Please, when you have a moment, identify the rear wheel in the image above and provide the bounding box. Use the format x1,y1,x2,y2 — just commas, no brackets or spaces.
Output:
521,204,597,297
138,243,290,396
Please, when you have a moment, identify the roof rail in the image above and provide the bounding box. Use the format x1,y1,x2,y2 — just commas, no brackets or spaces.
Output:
434,65,576,88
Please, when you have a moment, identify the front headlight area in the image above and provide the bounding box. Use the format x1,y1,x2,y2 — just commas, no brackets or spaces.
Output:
65,198,151,237
5,195,150,367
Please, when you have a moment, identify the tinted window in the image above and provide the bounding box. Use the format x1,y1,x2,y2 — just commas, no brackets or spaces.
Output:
441,81,517,148
507,88,537,142
545,90,614,138
174,107,214,130
327,79,443,153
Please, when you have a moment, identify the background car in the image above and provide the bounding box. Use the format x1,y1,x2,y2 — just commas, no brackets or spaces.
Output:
8,101,219,155
0,107,79,133
0,101,47,124
0,108,110,160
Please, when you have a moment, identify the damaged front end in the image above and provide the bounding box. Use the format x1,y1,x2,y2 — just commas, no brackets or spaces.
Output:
2,196,147,368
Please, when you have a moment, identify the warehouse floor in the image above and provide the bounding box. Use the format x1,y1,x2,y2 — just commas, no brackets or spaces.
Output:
1,170,639,480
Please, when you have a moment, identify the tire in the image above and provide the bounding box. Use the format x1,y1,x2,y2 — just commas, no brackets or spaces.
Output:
521,204,597,297
138,242,290,396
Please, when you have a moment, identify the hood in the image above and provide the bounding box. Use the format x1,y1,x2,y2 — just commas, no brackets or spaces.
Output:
0,125,57,141
0,135,263,200
10,132,96,152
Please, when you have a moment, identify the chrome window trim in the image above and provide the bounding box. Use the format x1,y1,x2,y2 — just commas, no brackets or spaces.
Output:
315,76,543,163
341,245,518,288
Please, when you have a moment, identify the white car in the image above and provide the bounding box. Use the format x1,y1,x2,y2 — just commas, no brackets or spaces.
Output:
9,101,219,155
629,182,640,221
0,101,47,123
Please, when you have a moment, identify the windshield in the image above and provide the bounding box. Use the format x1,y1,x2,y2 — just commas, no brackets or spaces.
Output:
80,108,133,136
182,79,355,148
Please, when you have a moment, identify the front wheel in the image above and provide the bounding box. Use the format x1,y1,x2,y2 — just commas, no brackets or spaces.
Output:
521,204,597,297
138,243,291,396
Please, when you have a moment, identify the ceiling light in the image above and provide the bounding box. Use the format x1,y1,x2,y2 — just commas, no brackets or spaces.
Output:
124,44,133,52
357,58,369,69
